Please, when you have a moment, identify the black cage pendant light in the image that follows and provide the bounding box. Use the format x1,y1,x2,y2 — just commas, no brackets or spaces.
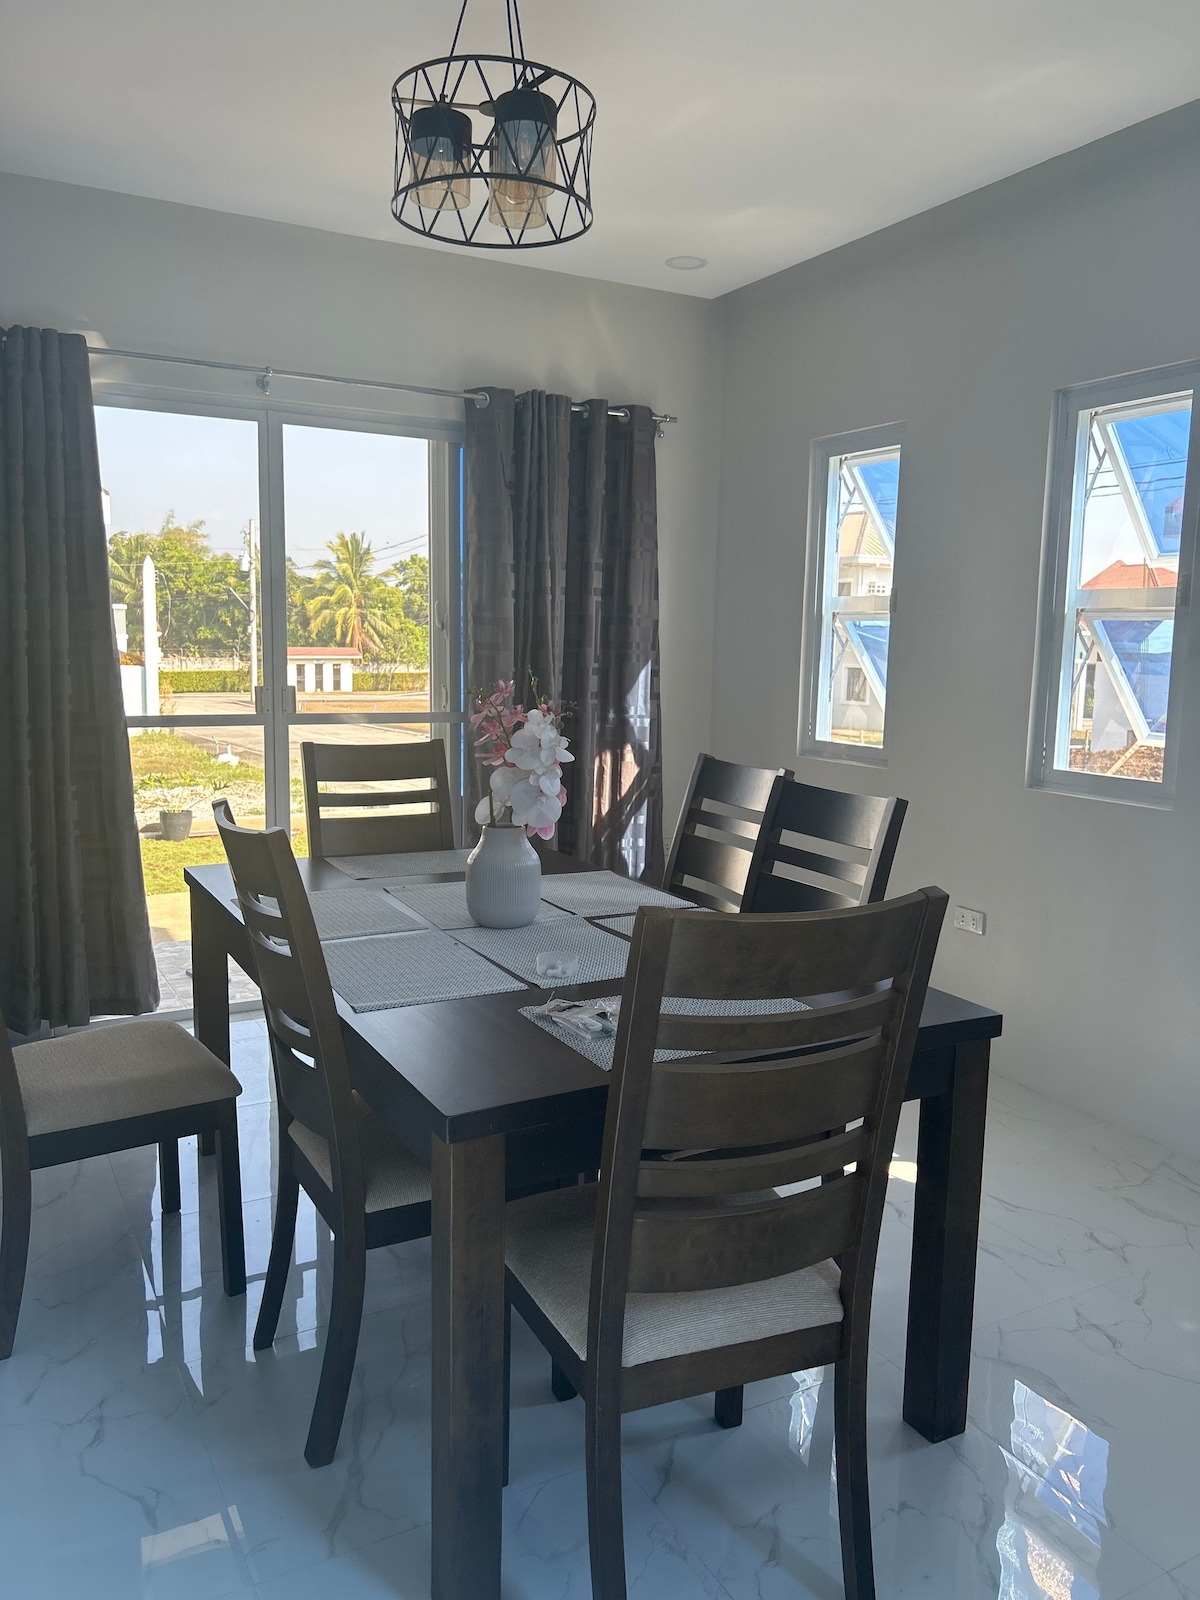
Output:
392,0,596,249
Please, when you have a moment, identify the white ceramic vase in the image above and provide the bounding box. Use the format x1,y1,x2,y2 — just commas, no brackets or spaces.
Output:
465,822,542,928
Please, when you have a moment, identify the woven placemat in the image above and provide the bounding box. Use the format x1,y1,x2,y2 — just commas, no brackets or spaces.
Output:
308,888,426,940
324,930,526,1012
540,871,694,918
588,913,637,938
327,848,472,881
387,880,570,931
520,994,811,1071
451,918,631,986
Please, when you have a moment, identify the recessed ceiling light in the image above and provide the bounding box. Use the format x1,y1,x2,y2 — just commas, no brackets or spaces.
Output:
665,255,707,270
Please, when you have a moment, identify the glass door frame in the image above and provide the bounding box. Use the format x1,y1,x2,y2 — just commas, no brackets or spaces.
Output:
263,408,465,838
92,378,466,840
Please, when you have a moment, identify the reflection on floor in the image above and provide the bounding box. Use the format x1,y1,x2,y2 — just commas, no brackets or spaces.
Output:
1,1019,1197,1599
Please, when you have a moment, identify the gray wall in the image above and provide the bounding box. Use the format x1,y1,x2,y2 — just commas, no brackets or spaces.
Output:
716,101,1200,1155
0,170,723,824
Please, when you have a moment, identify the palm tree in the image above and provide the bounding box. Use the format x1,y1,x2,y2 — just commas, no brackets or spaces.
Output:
302,532,389,658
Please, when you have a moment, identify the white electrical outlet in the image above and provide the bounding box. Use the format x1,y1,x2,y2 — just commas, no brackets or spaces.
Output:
953,905,986,936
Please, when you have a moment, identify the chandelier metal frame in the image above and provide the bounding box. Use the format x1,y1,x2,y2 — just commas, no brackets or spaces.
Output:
391,1,595,251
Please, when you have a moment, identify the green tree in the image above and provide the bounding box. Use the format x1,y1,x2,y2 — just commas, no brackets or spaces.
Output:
301,532,390,658
107,512,251,660
386,553,430,627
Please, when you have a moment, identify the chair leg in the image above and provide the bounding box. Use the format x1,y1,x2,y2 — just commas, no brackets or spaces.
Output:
833,1352,876,1600
585,1392,628,1600
304,1223,367,1468
551,1360,577,1402
714,1386,744,1429
158,1140,181,1214
214,1100,246,1297
0,1141,32,1361
253,1141,300,1351
502,1297,512,1488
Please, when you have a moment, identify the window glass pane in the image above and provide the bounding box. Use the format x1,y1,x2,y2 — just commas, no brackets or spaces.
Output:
130,725,266,1013
1056,392,1190,783
282,425,431,718
97,408,263,712
814,445,899,748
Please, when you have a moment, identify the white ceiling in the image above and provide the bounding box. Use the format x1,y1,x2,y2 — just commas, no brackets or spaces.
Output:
4,0,1200,299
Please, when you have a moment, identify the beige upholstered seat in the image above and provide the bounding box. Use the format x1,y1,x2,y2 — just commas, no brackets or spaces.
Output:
505,1184,844,1368
15,1018,241,1138
288,1093,432,1214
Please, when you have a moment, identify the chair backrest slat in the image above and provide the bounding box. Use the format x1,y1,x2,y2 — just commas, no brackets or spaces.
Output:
663,753,792,911
215,800,365,1207
643,1034,887,1150
627,1172,863,1294
302,738,455,859
745,777,907,915
588,888,947,1341
637,1124,871,1199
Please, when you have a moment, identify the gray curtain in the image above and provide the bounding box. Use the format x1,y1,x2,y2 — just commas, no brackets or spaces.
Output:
465,387,664,881
0,326,159,1033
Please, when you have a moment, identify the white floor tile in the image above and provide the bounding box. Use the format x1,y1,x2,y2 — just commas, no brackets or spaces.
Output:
2,1035,1193,1600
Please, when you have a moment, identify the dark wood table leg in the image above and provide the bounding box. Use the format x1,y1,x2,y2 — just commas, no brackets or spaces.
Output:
431,1131,506,1600
903,1037,990,1442
190,882,231,1158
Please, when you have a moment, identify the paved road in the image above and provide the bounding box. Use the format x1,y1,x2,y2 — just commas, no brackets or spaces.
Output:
165,693,436,768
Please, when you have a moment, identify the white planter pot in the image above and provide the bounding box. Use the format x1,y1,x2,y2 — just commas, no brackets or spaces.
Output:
465,823,542,928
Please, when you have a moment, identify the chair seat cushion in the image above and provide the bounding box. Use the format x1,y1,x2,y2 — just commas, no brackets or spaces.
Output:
288,1093,431,1215
15,1019,242,1138
505,1184,843,1368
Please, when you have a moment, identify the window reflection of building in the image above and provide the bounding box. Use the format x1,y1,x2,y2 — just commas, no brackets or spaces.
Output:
996,1381,1110,1600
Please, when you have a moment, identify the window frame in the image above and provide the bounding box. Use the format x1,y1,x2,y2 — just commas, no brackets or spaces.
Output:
1028,362,1200,808
91,373,467,835
799,422,905,766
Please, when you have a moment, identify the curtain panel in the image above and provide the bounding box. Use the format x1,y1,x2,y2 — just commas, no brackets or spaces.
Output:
465,387,664,881
0,326,158,1033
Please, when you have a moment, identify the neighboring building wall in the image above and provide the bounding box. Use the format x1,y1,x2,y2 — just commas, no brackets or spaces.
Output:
715,100,1200,1155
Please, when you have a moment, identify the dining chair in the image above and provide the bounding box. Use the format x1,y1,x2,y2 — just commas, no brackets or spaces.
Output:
662,752,793,911
213,799,432,1467
301,737,455,859
0,1013,245,1358
744,776,907,914
503,887,947,1600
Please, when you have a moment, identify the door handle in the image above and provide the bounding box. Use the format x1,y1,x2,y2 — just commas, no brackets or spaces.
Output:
253,683,266,716
285,685,297,715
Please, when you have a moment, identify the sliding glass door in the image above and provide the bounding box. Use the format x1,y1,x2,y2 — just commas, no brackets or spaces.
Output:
94,392,462,1011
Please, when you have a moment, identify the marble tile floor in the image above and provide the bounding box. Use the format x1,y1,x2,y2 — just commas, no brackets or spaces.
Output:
1,1015,1197,1600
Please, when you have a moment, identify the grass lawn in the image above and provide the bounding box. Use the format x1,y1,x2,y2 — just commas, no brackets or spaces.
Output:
140,828,310,895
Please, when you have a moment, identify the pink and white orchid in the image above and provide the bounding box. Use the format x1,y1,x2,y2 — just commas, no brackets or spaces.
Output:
472,684,573,839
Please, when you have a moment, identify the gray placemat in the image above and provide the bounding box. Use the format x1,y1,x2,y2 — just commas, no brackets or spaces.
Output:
324,930,526,1012
387,880,570,931
540,871,694,917
451,919,631,986
520,995,812,1071
327,848,472,881
309,889,426,940
589,912,637,938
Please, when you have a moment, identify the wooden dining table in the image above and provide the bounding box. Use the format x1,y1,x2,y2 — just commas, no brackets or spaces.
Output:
186,849,1002,1600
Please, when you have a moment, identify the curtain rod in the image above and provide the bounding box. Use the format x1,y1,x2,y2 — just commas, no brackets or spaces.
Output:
83,345,677,430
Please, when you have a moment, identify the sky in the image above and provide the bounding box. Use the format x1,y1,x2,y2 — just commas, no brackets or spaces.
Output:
94,406,430,574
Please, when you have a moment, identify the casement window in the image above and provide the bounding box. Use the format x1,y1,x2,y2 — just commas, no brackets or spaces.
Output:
801,425,903,761
1030,367,1199,803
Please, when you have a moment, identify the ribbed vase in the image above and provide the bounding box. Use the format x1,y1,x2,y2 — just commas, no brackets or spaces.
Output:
464,823,542,928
